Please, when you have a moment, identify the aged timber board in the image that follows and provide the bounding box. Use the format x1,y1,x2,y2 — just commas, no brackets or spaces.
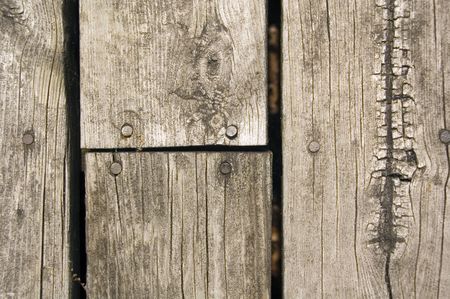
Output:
0,0,70,297
283,0,450,298
80,1,267,149
85,152,271,298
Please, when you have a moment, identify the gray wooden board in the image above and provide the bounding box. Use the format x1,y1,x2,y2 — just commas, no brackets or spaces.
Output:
282,0,450,298
0,0,70,297
80,1,267,149
85,152,271,298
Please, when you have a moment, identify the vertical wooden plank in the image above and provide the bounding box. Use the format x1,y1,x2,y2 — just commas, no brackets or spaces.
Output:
439,0,450,293
85,152,271,298
282,0,450,297
0,0,70,297
283,1,377,296
407,1,450,297
80,0,267,149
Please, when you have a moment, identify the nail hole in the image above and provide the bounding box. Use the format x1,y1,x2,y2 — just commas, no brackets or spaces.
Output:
308,141,321,153
22,133,34,145
439,129,450,144
110,162,122,175
225,125,238,139
121,124,133,138
219,161,232,175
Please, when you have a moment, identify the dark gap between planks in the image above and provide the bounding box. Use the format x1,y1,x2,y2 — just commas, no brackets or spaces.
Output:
268,0,282,297
63,0,86,297
63,0,283,297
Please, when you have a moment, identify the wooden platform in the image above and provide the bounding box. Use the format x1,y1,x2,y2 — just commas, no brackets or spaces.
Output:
0,0,449,298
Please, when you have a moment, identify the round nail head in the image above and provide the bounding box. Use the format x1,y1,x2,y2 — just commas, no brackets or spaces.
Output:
439,129,450,144
308,141,320,153
220,161,232,175
121,124,133,138
225,125,238,139
22,133,34,145
110,162,122,175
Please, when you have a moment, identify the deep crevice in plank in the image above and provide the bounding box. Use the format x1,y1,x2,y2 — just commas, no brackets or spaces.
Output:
63,0,86,297
379,1,398,296
371,0,416,296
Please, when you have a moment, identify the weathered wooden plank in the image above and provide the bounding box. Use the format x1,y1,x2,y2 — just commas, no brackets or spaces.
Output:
85,152,271,298
80,1,267,149
0,0,70,297
282,0,450,298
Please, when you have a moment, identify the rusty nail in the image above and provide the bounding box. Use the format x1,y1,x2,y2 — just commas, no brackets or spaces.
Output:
225,125,238,139
110,162,122,175
439,129,450,144
22,133,34,145
219,161,232,175
121,124,133,138
308,141,321,153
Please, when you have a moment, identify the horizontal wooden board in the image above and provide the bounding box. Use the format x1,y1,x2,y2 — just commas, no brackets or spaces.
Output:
80,1,267,149
0,0,70,297
85,152,271,298
283,0,450,297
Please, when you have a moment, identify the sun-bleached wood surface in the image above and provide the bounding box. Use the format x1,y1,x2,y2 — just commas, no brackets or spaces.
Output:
80,1,267,149
85,152,271,298
0,0,70,297
282,0,450,297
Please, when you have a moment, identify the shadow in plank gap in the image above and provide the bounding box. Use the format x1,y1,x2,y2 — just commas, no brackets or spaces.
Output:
268,0,282,297
63,0,86,298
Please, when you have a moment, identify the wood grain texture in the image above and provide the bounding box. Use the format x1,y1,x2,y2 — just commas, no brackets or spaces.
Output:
282,0,450,298
85,152,271,298
0,0,70,297
80,1,267,149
